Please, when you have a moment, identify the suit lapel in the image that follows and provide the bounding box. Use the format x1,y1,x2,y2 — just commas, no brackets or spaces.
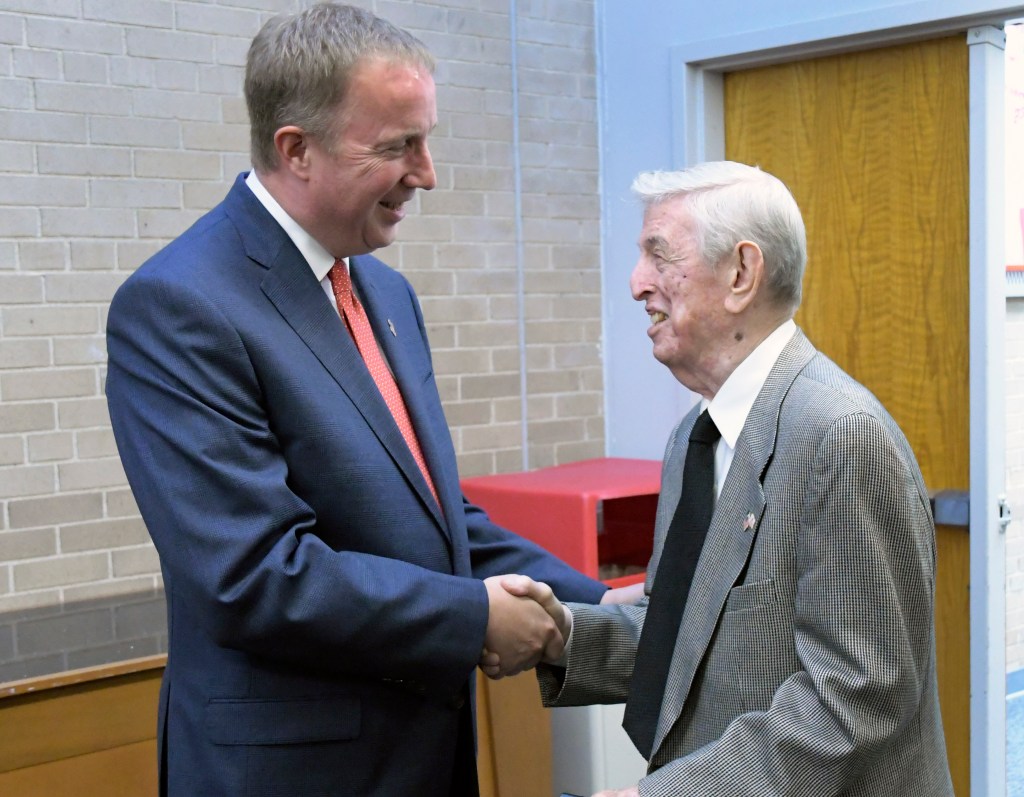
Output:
652,329,818,757
224,178,449,537
350,257,452,530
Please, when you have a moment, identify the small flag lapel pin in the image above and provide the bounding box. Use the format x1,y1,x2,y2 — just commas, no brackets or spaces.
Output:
387,319,397,337
742,512,757,532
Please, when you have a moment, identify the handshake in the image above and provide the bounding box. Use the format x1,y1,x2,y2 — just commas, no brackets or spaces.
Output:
478,574,571,680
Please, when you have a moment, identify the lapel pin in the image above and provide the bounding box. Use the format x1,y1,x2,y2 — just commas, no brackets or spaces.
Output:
387,319,396,337
742,512,756,532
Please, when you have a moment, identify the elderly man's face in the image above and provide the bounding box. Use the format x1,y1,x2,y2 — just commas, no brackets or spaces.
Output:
303,57,437,258
629,196,731,393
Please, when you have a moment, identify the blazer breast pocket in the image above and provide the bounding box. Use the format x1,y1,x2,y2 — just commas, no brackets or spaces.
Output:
205,695,360,745
723,578,778,614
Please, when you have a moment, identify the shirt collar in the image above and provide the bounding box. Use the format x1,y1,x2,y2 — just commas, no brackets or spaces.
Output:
706,319,797,449
245,170,344,281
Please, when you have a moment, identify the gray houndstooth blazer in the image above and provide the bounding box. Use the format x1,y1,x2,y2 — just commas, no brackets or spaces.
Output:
539,328,954,796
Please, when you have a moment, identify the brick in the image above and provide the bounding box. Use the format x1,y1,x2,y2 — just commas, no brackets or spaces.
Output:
112,544,160,577
27,431,74,462
3,306,98,337
75,428,117,458
153,59,199,92
0,207,38,237
0,403,55,435
2,368,96,401
0,274,44,304
64,52,109,86
461,422,522,452
456,320,519,348
109,55,154,88
38,144,132,177
89,115,181,148
134,148,222,179
138,208,205,239
26,17,124,55
0,464,56,499
0,175,87,207
9,491,103,529
555,439,603,464
0,141,34,173
53,336,107,366
58,456,127,491
0,527,57,561
175,3,261,36
61,516,149,552
116,241,162,271
0,14,24,45
0,340,51,371
45,273,127,303
57,397,109,429
105,488,139,518
184,180,232,211
0,436,23,466
82,0,174,28
132,90,221,122
12,551,109,591
126,28,214,63
12,48,59,79
18,240,66,270
215,36,249,67
200,63,244,96
61,242,113,274
182,121,249,152
41,208,135,237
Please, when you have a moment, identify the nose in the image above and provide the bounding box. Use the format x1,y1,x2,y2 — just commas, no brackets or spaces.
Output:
630,256,653,301
405,142,436,191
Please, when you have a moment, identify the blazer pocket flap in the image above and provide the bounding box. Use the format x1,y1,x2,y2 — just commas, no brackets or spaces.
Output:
724,578,777,613
206,696,360,745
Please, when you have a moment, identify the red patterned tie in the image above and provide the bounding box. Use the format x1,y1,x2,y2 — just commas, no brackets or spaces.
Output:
329,261,440,509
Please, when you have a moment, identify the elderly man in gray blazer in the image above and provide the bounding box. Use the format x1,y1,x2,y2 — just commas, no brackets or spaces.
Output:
500,161,954,796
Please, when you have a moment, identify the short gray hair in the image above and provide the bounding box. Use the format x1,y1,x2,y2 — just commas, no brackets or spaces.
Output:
632,161,806,311
245,3,435,173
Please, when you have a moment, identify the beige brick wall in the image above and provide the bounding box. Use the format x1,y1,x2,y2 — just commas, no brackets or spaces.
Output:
0,0,604,610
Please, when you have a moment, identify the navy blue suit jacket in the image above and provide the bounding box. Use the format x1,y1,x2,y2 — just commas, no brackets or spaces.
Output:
106,174,606,796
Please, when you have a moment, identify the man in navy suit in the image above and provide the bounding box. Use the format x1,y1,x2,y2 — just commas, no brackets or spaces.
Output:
105,5,613,795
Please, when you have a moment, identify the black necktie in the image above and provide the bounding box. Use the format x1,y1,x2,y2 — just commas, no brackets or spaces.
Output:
623,409,721,759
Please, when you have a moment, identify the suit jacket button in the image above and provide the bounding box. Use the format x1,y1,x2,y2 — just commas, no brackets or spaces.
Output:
449,692,466,710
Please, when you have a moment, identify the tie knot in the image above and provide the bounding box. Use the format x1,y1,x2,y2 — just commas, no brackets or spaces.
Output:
689,409,720,445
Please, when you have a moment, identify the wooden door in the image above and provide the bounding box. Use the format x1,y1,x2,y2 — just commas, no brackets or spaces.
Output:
724,35,971,795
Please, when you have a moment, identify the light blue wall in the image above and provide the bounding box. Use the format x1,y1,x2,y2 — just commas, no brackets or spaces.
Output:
597,0,1024,459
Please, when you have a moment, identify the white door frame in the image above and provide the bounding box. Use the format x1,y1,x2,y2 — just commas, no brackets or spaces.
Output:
669,9,1012,795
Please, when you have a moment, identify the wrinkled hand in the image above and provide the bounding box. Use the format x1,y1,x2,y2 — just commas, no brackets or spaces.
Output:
593,787,639,797
599,581,645,605
481,575,562,679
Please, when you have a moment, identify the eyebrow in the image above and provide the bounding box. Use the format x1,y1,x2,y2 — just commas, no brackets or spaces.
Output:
642,234,673,258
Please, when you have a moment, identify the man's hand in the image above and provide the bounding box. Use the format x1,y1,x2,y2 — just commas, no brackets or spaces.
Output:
599,581,645,605
593,787,639,797
481,574,562,679
498,574,570,661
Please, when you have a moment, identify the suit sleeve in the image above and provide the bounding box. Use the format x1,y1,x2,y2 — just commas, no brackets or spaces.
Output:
106,269,489,697
463,498,609,603
637,412,937,796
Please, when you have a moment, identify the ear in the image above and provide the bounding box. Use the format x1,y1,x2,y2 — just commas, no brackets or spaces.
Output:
723,241,765,314
273,125,312,179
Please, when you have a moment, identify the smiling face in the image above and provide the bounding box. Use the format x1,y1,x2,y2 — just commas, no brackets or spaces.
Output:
629,195,733,396
304,57,437,258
